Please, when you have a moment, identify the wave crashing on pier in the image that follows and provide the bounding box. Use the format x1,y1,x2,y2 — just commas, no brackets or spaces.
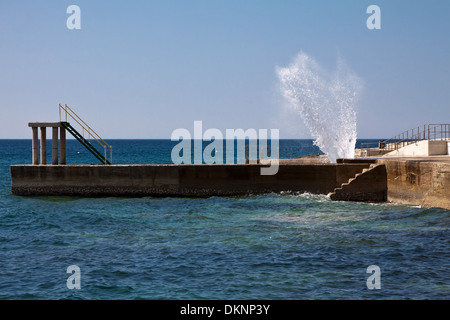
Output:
277,52,362,163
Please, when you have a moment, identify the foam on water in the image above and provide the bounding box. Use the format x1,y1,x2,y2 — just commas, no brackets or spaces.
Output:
277,52,362,163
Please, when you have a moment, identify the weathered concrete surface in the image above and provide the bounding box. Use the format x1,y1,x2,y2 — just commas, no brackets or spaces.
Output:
10,163,371,197
329,164,387,202
377,158,450,210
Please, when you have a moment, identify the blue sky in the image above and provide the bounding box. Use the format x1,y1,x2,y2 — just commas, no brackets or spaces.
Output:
0,0,449,139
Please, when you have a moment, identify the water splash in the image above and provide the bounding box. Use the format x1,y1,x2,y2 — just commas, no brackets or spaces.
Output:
277,52,362,163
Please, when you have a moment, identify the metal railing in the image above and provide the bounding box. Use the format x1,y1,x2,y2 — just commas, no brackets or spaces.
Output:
360,123,450,157
59,103,112,164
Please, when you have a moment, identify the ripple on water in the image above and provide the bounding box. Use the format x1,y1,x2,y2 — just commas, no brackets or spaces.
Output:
0,176,449,299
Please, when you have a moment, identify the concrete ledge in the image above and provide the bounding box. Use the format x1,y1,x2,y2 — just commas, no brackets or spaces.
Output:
28,122,64,128
337,158,378,164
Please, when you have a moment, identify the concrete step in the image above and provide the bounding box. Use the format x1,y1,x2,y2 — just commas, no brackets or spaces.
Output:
335,165,375,193
329,163,387,202
331,163,383,200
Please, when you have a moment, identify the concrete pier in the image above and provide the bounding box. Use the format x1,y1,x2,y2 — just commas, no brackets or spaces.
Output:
9,157,450,210
11,120,450,210
10,163,372,198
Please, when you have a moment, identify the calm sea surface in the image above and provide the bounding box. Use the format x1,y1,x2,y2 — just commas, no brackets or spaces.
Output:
0,139,448,299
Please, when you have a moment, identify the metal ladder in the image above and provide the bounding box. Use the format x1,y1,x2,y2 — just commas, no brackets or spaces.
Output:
59,104,112,164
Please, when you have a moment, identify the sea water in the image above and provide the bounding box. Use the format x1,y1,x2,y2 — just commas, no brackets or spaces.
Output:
0,139,449,299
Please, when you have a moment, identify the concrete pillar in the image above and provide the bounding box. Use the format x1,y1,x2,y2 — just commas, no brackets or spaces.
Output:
32,127,38,165
40,127,46,165
60,126,66,165
52,127,58,165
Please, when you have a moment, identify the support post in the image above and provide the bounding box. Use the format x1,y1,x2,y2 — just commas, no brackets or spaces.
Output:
60,126,66,165
52,127,58,165
32,127,38,165
40,127,46,165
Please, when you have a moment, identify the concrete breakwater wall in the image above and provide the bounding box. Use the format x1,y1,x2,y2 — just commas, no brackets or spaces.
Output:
10,163,371,197
10,159,449,210
377,158,450,210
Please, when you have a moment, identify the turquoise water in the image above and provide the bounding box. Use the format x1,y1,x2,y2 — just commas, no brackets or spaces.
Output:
0,140,449,300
